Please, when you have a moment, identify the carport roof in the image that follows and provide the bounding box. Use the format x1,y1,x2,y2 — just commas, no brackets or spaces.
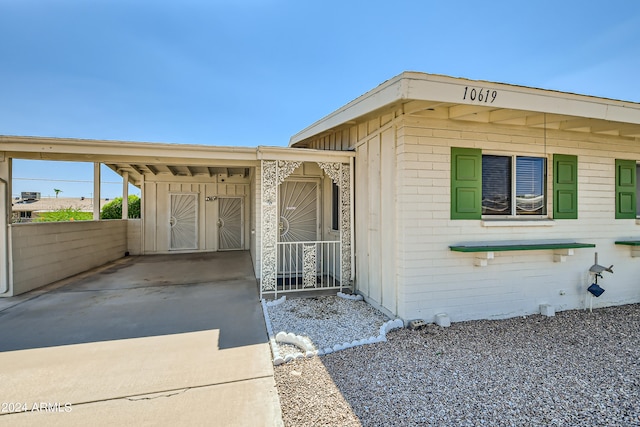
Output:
289,71,640,148
0,136,354,186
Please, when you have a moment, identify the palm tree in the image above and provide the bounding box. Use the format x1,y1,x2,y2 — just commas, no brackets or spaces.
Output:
54,188,62,198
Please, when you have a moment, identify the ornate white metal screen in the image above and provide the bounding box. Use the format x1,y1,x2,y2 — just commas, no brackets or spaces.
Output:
218,197,243,251
279,181,318,243
278,180,318,285
169,193,198,250
318,162,352,289
260,160,352,298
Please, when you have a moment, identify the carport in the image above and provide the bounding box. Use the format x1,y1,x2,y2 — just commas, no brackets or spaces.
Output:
1,136,356,301
0,136,260,297
0,251,283,425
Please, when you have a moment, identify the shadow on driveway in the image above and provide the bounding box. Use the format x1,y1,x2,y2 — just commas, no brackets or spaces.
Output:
0,252,267,352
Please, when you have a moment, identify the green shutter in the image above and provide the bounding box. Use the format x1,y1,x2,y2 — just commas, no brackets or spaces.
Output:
451,147,481,220
615,159,636,219
553,154,578,219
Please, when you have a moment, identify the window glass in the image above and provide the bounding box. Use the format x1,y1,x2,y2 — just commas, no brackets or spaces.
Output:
482,155,511,215
482,155,546,216
331,181,339,230
516,157,545,215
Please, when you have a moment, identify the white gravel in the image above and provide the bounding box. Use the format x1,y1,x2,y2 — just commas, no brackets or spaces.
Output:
274,303,640,427
266,295,389,358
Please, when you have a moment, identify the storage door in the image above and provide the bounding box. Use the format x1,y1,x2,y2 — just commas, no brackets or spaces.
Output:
218,197,243,250
169,193,198,250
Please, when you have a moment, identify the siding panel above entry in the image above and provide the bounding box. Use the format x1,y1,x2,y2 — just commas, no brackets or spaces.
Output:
451,147,482,220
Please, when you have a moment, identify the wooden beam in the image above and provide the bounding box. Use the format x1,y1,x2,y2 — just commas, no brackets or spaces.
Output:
402,100,445,115
559,118,594,132
448,105,490,120
488,109,533,124
525,113,570,128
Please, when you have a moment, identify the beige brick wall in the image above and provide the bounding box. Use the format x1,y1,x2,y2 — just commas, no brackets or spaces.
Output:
11,220,127,295
393,116,640,322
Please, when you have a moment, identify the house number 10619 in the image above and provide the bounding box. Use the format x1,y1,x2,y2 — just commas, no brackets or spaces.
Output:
463,86,497,103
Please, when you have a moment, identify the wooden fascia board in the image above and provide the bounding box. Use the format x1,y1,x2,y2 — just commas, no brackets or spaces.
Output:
289,72,640,146
289,75,408,146
257,146,355,163
0,136,259,163
405,76,640,125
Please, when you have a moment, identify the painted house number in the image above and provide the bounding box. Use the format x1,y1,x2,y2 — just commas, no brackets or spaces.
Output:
463,86,498,103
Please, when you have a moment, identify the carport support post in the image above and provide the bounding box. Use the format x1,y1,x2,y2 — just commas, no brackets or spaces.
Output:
0,153,12,295
93,163,101,220
122,171,129,219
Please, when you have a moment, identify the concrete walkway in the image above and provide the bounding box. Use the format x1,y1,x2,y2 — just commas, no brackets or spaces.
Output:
0,252,283,426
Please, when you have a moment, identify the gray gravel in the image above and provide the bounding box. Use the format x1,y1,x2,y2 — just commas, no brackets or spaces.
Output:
275,303,640,426
267,295,389,356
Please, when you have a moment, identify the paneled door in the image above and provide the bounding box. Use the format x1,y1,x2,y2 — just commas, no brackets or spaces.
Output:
169,193,198,250
218,197,243,250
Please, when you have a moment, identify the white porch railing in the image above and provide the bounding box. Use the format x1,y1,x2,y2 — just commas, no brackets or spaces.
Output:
267,240,342,296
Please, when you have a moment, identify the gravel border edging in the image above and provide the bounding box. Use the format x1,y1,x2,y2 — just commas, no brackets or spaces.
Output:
261,294,404,365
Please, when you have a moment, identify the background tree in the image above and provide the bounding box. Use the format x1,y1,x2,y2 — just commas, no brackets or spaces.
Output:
53,188,62,198
100,195,141,219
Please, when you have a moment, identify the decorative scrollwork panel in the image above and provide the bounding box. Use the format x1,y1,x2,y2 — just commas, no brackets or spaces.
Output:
340,163,352,285
303,243,317,288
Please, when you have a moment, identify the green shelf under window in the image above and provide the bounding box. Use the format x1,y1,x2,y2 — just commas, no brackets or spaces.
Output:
614,240,640,246
449,241,596,253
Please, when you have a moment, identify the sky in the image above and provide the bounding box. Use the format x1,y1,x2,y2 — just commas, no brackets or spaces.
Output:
1,0,640,198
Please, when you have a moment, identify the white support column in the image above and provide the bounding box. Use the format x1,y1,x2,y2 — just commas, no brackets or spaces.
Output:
140,173,145,254
260,160,278,297
93,163,101,220
0,154,12,295
122,171,129,219
317,161,353,288
260,160,302,298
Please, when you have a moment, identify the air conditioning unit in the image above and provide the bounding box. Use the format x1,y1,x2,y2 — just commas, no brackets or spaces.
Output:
21,192,41,201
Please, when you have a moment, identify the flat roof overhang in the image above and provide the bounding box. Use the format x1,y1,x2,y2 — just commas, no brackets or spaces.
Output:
289,72,640,148
1,136,354,186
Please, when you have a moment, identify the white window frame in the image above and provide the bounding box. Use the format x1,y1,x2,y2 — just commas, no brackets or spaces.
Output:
481,153,548,219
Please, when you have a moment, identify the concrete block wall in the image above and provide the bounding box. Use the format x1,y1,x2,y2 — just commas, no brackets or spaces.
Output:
10,220,127,295
394,115,640,323
127,219,142,255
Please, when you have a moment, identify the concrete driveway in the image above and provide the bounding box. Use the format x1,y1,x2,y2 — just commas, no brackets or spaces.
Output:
0,252,283,426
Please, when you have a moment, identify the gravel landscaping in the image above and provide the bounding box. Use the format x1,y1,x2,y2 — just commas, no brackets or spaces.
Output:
274,302,640,426
265,295,390,359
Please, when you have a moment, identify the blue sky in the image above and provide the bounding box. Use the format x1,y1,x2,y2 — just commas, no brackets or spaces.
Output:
2,0,640,198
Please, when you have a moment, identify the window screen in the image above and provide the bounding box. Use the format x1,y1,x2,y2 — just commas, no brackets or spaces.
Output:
516,157,545,215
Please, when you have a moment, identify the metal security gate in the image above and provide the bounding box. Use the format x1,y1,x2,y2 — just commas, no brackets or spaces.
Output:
278,180,320,287
259,160,352,298
218,197,243,251
279,181,319,244
169,193,198,250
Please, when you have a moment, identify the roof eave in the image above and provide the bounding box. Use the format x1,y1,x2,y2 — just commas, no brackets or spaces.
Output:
289,72,640,147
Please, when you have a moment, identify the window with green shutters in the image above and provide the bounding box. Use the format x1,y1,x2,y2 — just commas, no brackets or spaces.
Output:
452,148,578,220
615,159,636,219
553,154,578,219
